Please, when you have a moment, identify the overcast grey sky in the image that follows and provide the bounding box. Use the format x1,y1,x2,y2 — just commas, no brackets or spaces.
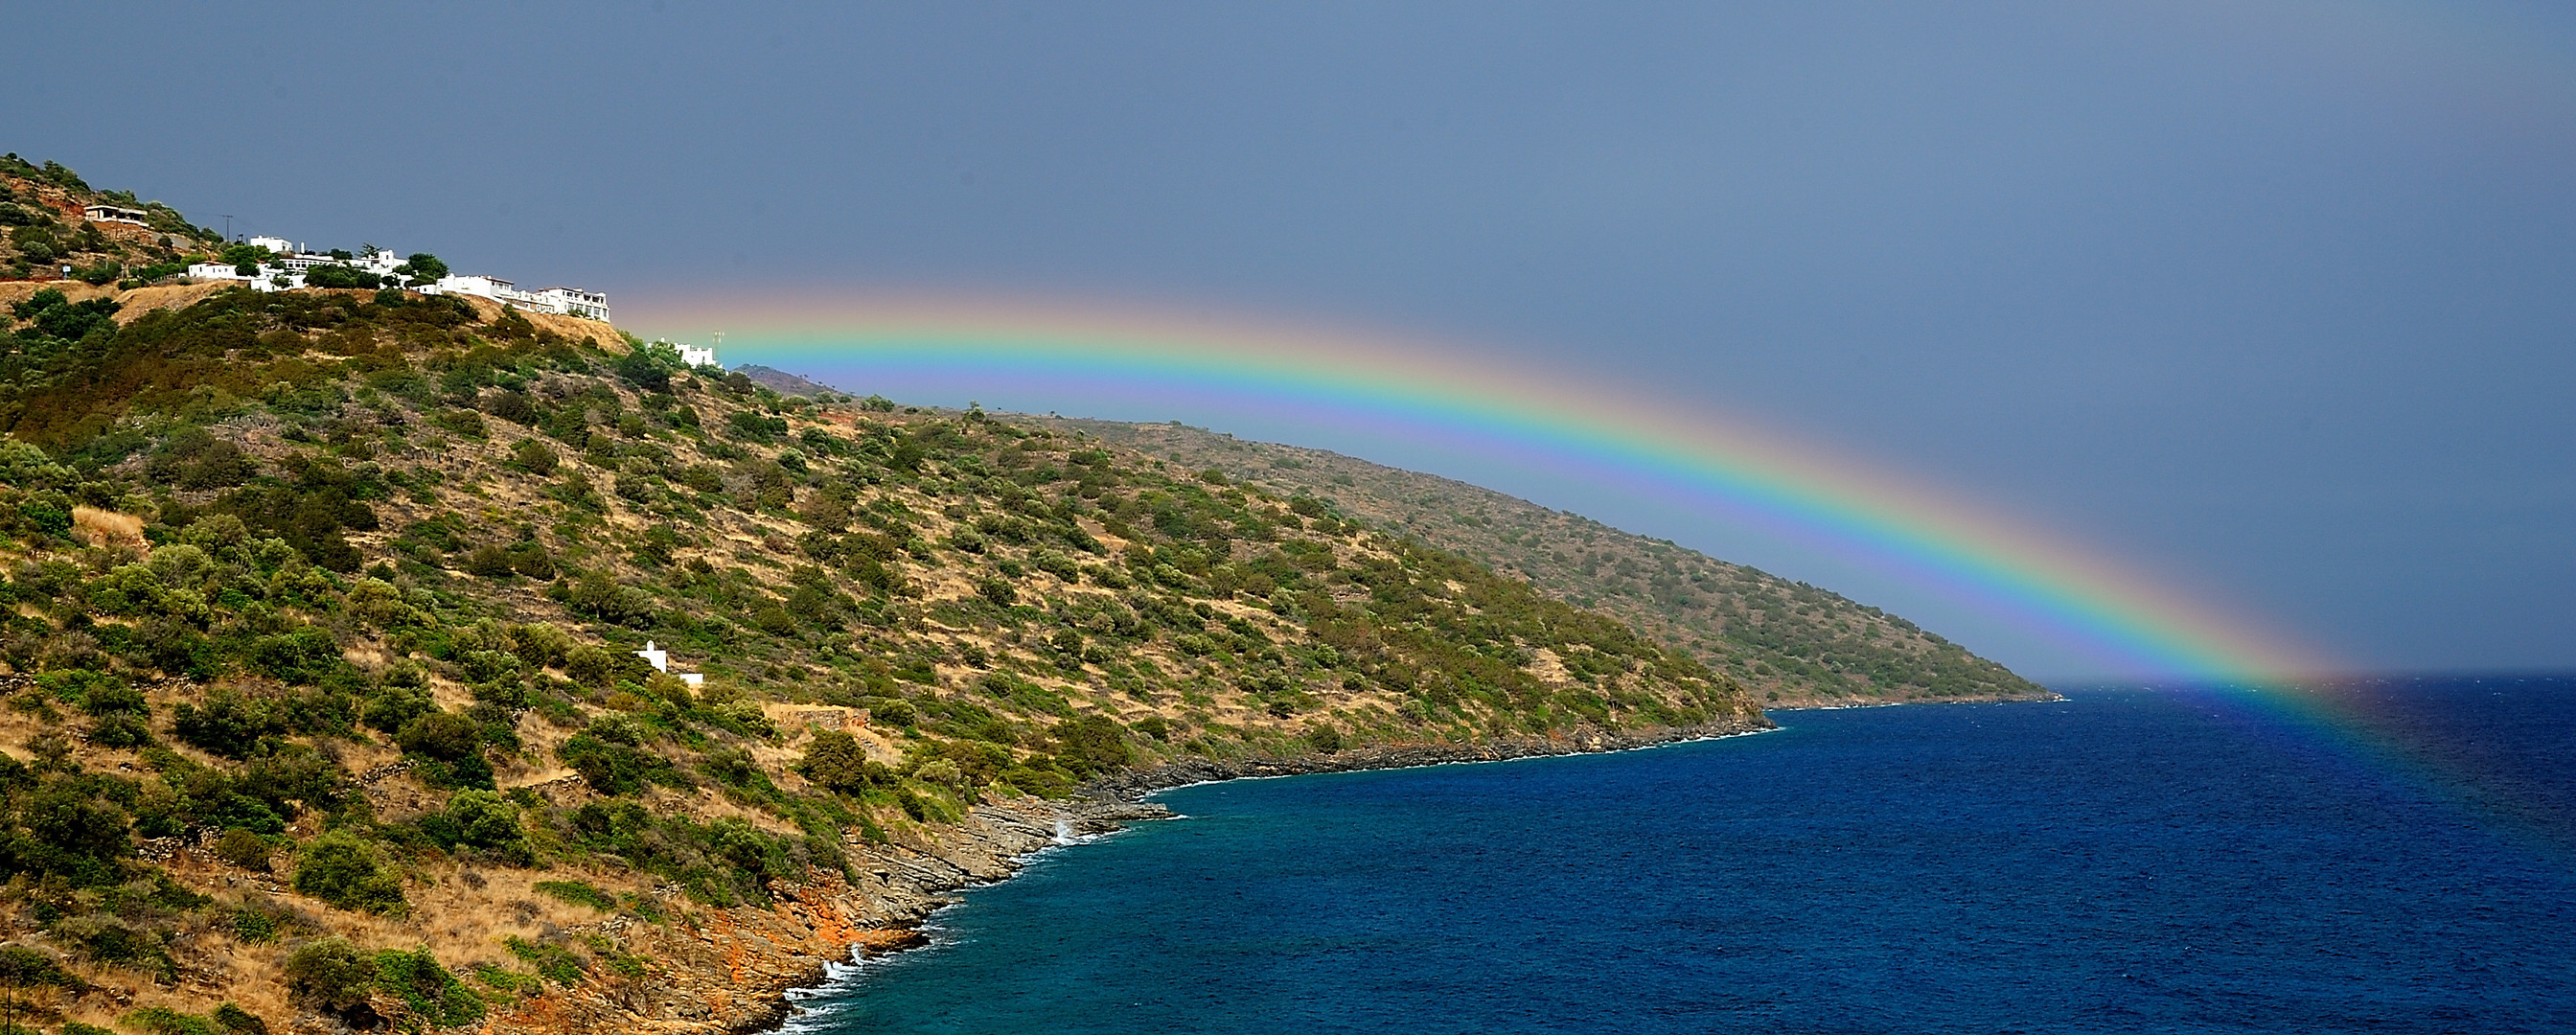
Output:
10,2,2573,680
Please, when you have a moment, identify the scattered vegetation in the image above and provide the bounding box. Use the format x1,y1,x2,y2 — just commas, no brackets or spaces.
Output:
1056,420,2050,705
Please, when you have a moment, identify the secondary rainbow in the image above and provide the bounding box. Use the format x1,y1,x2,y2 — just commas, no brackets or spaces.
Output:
624,290,2332,684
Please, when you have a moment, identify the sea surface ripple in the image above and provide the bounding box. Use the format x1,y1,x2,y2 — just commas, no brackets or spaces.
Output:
792,678,2576,1033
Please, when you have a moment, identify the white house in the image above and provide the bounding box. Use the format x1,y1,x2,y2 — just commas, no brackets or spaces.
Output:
187,244,410,292
177,234,612,318
420,274,613,321
184,261,303,291
534,287,610,321
82,204,150,226
677,342,718,368
633,640,705,687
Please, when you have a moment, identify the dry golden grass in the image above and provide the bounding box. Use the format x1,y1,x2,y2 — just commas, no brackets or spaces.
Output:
69,506,145,550
109,281,232,321
0,281,116,310
446,294,627,351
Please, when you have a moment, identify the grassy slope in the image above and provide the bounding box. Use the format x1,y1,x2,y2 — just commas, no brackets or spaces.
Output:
0,278,1758,1031
1049,420,2053,708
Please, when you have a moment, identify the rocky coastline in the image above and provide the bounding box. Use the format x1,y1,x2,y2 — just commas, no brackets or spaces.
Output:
477,795,1173,1035
730,716,1767,1035
501,716,1772,1035
1083,713,1779,800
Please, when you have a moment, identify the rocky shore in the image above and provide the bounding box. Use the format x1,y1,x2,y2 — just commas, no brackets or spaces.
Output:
1085,715,1778,799
490,717,1770,1035
475,795,1172,1035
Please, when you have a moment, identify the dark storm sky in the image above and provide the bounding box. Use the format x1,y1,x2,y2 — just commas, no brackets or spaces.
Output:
10,2,2573,680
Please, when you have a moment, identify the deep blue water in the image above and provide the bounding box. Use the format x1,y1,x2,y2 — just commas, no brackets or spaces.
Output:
794,678,2576,1034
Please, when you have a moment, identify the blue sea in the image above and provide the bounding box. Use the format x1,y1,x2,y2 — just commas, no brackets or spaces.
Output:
790,678,2576,1034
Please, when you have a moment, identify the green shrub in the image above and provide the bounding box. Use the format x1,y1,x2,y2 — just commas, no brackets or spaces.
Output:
395,712,481,762
508,541,557,579
531,880,615,911
435,409,489,439
470,962,545,995
509,438,559,475
58,916,172,979
563,645,652,688
121,1007,213,1035
507,623,574,669
172,690,284,759
283,937,376,1013
484,390,538,425
12,783,136,885
724,411,786,443
247,627,343,684
424,790,529,863
360,682,436,735
462,543,517,577
229,907,278,944
303,264,380,289
1049,715,1133,775
292,832,406,915
85,711,154,748
373,947,483,1026
0,944,75,992
504,936,586,985
564,571,651,624
557,719,682,796
795,731,886,796
213,828,271,871
209,1002,268,1035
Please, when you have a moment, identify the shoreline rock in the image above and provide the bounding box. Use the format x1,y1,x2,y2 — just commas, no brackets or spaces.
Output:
487,716,1776,1034
1083,715,1778,801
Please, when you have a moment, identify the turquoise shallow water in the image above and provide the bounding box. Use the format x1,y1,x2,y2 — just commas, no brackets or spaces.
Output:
788,679,2576,1034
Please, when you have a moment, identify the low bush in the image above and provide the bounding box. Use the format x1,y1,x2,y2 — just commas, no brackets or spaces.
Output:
374,947,483,1026
292,832,406,915
532,879,615,911
283,937,376,1013
213,828,271,871
797,731,898,798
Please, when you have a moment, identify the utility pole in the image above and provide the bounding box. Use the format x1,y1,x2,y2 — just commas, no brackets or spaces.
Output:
218,215,235,241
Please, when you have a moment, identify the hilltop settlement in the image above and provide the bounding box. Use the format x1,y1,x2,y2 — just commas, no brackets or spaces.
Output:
0,156,2044,1034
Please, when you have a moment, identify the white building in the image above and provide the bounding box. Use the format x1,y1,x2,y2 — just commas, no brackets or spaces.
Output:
420,274,612,321
187,244,408,292
82,204,150,226
184,261,304,291
677,342,718,368
534,287,610,321
180,235,612,319
633,640,705,687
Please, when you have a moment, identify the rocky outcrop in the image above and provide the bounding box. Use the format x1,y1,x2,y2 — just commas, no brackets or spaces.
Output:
475,796,1171,1035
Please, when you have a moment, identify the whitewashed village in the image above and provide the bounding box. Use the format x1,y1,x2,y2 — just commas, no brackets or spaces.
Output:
174,224,614,322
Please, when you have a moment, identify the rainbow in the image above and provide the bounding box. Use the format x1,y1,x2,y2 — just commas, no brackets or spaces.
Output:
622,290,2334,684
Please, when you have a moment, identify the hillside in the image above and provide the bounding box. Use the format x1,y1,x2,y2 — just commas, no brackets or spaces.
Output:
731,363,840,399
0,236,1762,1031
1046,421,2052,708
0,155,222,287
